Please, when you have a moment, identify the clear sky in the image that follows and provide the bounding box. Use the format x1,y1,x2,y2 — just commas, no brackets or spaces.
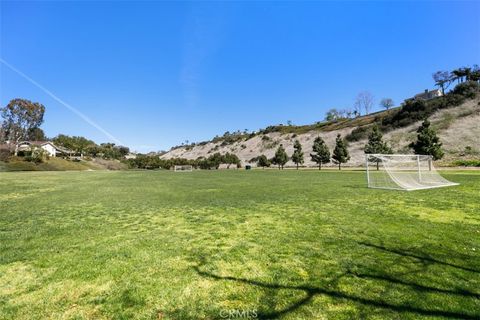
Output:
1,1,479,152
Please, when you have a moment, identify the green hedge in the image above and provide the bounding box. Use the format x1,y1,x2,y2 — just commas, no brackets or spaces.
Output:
452,159,480,167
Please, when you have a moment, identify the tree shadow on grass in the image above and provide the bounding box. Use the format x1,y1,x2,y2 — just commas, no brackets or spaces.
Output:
193,241,480,319
357,241,480,274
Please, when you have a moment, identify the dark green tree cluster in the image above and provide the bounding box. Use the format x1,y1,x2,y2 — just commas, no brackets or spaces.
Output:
52,135,130,160
125,155,190,170
125,152,241,170
256,155,271,169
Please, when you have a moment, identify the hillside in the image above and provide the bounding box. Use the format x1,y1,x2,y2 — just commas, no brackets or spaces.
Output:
0,157,127,172
161,95,480,167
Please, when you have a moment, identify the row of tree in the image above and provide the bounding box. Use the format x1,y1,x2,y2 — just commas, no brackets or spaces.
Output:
0,99,131,160
125,152,241,170
254,134,350,170
325,93,395,122
254,118,444,170
433,65,480,95
52,134,130,160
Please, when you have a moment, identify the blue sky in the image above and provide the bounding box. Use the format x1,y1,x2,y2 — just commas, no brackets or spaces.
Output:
1,1,479,152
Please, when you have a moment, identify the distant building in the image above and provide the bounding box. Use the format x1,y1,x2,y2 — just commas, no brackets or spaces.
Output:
16,141,72,157
125,153,137,160
412,89,443,101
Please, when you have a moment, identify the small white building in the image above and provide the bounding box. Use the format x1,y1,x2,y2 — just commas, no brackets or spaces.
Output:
412,89,443,101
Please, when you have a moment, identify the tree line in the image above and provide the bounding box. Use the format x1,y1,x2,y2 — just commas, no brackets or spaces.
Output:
0,99,130,161
252,117,443,170
124,152,241,170
252,134,351,170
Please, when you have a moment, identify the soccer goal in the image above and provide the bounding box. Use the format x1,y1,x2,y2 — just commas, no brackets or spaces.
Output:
173,165,193,172
365,154,458,191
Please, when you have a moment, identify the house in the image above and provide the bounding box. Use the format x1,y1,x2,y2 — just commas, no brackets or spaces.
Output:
16,141,72,157
125,153,137,160
412,89,443,101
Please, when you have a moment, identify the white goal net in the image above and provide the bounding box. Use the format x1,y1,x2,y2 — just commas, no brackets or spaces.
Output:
173,165,193,172
365,154,458,191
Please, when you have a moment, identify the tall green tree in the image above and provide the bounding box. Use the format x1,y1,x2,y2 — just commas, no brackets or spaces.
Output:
27,127,47,141
256,154,271,169
310,136,330,170
1,99,45,155
409,119,444,160
364,125,393,170
272,144,288,170
332,134,350,170
291,140,304,169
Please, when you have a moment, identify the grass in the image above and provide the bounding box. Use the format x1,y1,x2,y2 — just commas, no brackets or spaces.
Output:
0,170,479,319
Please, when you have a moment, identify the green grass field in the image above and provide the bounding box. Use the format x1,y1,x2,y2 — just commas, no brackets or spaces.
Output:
1,170,479,319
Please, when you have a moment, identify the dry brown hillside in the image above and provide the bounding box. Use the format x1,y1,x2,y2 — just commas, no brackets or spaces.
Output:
161,97,480,167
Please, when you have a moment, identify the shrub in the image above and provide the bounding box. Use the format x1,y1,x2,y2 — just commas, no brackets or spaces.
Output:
452,81,479,99
452,159,480,167
0,148,11,162
346,125,371,142
25,147,48,164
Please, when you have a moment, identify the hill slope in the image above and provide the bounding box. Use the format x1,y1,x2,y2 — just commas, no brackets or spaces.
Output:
162,96,480,167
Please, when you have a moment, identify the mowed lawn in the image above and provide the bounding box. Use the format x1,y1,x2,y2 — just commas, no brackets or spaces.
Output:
0,170,479,320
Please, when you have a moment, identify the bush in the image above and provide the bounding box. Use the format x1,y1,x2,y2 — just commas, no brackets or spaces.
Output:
0,148,11,162
452,81,479,99
452,159,480,167
25,147,48,164
346,125,371,142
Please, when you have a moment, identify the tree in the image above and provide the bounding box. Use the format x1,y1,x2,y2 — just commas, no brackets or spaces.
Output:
0,126,6,143
379,98,394,110
409,119,444,160
364,125,393,170
27,127,47,141
291,140,304,169
272,144,288,170
325,108,340,121
53,134,95,156
310,136,330,170
1,99,45,155
451,68,466,84
332,134,350,170
354,91,374,116
470,64,480,82
432,71,453,95
257,154,271,169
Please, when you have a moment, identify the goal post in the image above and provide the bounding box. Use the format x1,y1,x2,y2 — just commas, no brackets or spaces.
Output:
365,154,458,191
173,165,193,172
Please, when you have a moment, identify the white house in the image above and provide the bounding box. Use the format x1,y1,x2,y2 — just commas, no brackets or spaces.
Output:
16,141,72,157
412,89,443,101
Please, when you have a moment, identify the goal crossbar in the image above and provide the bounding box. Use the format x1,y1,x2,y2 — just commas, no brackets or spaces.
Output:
365,154,458,191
